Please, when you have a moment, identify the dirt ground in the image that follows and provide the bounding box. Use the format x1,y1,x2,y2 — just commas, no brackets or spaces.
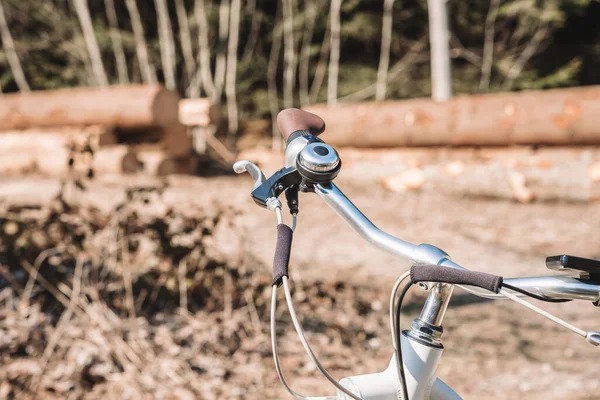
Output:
1,151,600,399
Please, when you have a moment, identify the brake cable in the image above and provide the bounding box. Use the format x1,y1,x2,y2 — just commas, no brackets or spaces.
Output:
270,206,361,400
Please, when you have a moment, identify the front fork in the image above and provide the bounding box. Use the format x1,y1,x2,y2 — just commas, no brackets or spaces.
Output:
338,283,461,400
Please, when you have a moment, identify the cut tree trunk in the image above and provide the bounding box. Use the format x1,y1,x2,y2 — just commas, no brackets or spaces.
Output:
304,86,600,147
137,149,176,176
0,133,70,176
372,146,600,203
178,99,220,127
160,123,193,157
0,85,180,131
93,145,140,175
137,149,197,176
0,127,115,176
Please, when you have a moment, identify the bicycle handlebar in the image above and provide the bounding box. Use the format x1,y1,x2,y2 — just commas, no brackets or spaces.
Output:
314,182,600,303
277,108,326,141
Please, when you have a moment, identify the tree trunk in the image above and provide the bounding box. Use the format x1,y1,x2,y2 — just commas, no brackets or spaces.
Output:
309,15,330,103
104,0,129,84
0,131,72,176
125,0,157,84
304,86,600,147
93,146,140,175
268,7,283,151
0,0,30,91
479,0,499,92
225,0,241,136
327,0,341,106
241,0,262,65
174,0,196,95
299,0,316,106
72,0,109,87
376,0,394,101
213,0,230,102
282,0,295,109
179,98,220,127
160,123,193,157
154,0,177,90
193,0,215,98
0,85,180,131
427,0,452,101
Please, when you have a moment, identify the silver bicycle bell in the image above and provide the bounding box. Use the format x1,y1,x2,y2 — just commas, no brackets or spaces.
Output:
296,142,341,183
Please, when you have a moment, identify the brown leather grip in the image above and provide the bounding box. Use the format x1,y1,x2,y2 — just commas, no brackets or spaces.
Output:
276,108,326,141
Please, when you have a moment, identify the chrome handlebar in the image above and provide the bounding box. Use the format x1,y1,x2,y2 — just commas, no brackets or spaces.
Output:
314,182,600,303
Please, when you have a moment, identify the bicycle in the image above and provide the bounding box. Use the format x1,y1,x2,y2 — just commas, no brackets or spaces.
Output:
233,108,600,400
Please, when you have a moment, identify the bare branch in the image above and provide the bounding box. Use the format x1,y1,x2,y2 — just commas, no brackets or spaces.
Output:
213,0,230,102
193,0,216,97
376,0,394,100
339,37,426,103
154,0,177,89
175,0,197,95
268,7,283,150
309,13,330,103
502,9,552,89
225,0,241,136
479,0,500,92
72,0,109,87
241,0,263,65
299,0,317,106
282,0,296,109
104,0,129,84
327,0,341,106
125,0,157,84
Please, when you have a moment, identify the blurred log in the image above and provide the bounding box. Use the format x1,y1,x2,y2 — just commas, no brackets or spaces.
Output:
137,150,175,176
304,86,600,147
0,131,72,176
381,160,600,203
93,146,140,175
0,84,180,131
159,123,193,157
178,98,220,127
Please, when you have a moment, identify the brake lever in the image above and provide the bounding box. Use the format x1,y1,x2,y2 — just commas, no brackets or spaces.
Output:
233,160,267,190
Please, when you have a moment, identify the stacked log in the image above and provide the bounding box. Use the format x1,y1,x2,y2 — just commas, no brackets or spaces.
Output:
0,85,225,177
304,86,600,147
375,147,600,203
0,84,179,131
178,98,220,127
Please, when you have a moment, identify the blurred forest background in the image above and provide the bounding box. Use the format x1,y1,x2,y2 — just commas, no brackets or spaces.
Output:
1,0,600,135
